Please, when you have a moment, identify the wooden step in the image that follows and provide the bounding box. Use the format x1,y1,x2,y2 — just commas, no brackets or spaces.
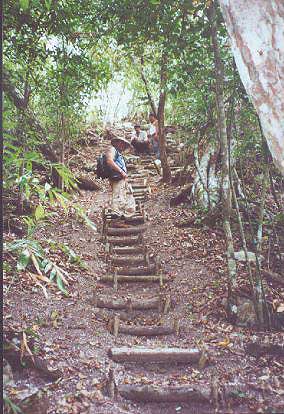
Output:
106,225,146,237
93,296,164,310
124,216,145,225
134,193,146,198
132,189,147,195
140,157,153,162
128,179,148,186
143,164,156,170
117,384,211,403
94,296,161,311
115,264,156,276
100,275,167,283
131,185,148,190
112,246,146,255
170,165,183,170
127,164,138,171
110,255,146,266
109,347,201,363
105,213,144,224
107,235,143,246
109,318,179,337
129,177,146,180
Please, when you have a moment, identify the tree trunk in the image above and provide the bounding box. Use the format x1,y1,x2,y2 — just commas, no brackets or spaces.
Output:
158,53,171,182
209,2,238,320
191,142,221,209
218,0,284,176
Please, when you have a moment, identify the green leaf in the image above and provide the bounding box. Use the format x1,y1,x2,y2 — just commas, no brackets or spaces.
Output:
80,213,97,232
17,249,31,271
35,205,45,221
19,0,29,10
44,262,53,274
49,268,57,281
44,182,51,193
5,239,26,252
48,190,54,204
44,0,52,10
41,258,49,268
60,243,80,264
4,396,23,414
56,274,68,295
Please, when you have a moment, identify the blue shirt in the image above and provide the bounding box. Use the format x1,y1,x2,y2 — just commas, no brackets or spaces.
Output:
114,148,127,173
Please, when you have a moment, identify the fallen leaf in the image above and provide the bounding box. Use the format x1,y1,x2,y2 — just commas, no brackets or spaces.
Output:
217,337,230,347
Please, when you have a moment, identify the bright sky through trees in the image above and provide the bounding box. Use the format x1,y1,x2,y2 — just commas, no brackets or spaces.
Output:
87,78,133,125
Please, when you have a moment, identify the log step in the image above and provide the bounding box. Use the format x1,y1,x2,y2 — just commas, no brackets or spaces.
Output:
143,164,157,170
94,296,161,311
104,214,145,225
124,216,145,225
117,384,213,404
104,212,143,221
111,321,179,337
131,185,148,190
134,193,146,197
134,197,146,202
110,255,146,266
100,275,167,283
127,164,137,171
109,347,201,363
129,177,148,182
133,195,147,200
140,159,154,165
133,190,147,196
129,172,148,177
128,179,148,186
115,264,156,276
171,166,183,171
112,246,146,255
106,225,146,236
107,235,143,246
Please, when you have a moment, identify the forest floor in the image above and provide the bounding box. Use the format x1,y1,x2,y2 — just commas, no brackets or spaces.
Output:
3,136,284,414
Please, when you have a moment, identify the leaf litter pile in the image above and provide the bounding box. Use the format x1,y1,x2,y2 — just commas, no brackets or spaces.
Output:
3,133,284,414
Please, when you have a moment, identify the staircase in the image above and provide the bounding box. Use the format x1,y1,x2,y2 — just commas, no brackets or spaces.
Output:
94,153,210,408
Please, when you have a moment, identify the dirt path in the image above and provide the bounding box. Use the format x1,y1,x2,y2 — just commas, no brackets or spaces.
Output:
4,142,284,414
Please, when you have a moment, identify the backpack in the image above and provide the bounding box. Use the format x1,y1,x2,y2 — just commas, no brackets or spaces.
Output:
96,154,110,179
96,150,122,180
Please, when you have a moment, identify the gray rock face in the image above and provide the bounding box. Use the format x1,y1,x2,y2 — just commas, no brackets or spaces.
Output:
234,250,264,263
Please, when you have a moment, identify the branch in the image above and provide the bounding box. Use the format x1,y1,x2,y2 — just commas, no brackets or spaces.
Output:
3,69,61,184
139,56,157,116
